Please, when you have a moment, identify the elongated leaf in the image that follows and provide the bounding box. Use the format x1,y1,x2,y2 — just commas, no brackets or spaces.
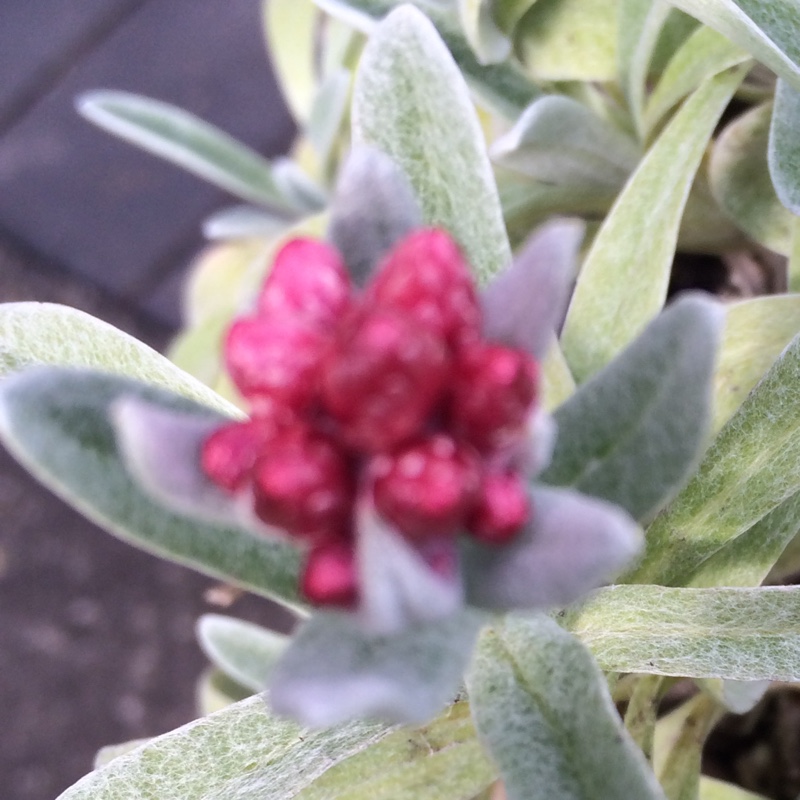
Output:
670,0,800,90
711,102,793,254
352,5,511,283
565,584,800,682
458,0,511,64
790,217,800,293
467,615,667,800
202,205,291,240
197,668,253,715
700,777,768,800
197,615,290,692
627,329,800,587
769,79,800,214
645,25,750,136
0,303,236,415
543,296,723,521
561,65,745,382
713,295,800,434
315,0,540,117
307,69,352,164
0,368,302,602
77,91,300,211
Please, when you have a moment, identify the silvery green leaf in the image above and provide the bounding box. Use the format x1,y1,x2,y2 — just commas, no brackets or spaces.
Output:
769,79,800,214
307,69,352,164
202,205,293,240
356,502,463,634
543,295,724,522
699,678,770,714
197,615,291,692
0,368,302,603
493,0,540,36
711,101,792,254
700,777,769,800
645,25,750,135
197,668,253,715
560,65,745,382
670,0,800,90
565,585,800,682
467,615,667,800
352,4,512,284
77,91,302,211
93,740,150,770
271,158,328,212
462,486,641,611
269,609,482,726
315,0,540,117
491,95,639,190
458,0,511,64
328,147,423,285
481,218,584,360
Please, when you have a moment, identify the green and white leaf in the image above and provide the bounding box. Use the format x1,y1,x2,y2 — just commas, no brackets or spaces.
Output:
700,778,769,800
77,91,302,211
196,668,253,715
561,64,746,382
0,368,301,602
769,79,800,214
543,295,723,522
565,584,800,682
202,205,293,240
197,615,291,692
307,69,352,165
458,0,511,64
353,5,511,283
467,615,667,800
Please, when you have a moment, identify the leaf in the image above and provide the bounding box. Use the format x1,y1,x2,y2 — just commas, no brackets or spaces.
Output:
790,217,800,293
77,91,302,211
645,25,750,136
560,65,746,382
515,0,619,82
462,486,641,611
627,329,800,587
0,303,236,416
458,0,512,64
713,295,800,434
315,0,540,117
93,740,150,770
307,69,352,164
0,368,302,603
197,615,290,692
196,668,253,715
564,584,800,682
769,79,800,214
699,678,770,714
202,206,291,240
269,610,483,726
700,777,769,800
670,0,800,91
467,615,667,800
711,101,793,255
490,95,640,190
352,5,512,284
543,295,723,522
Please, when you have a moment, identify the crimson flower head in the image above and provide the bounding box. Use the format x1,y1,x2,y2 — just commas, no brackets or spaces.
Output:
113,149,641,726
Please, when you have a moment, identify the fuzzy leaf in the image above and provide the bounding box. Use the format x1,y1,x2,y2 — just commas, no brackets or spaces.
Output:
467,615,667,800
491,95,639,190
328,148,423,285
458,0,511,64
670,0,800,90
565,584,800,682
196,668,253,715
462,486,641,611
77,91,302,211
544,295,723,521
352,5,512,284
201,206,292,240
628,329,800,587
700,778,769,800
307,69,352,164
645,25,750,135
560,65,745,382
0,368,301,602
711,102,793,255
315,0,540,117
769,79,800,214
481,218,584,360
269,610,483,726
197,615,291,692
713,295,800,434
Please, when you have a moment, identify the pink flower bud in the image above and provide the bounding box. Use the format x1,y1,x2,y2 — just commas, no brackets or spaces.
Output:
301,536,359,608
469,471,530,544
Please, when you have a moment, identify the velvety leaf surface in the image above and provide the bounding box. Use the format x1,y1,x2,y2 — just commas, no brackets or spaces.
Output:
670,0,800,90
711,102,793,254
627,329,800,587
269,610,483,726
307,69,352,164
0,368,301,602
564,584,800,681
77,91,302,211
197,615,291,692
352,5,512,284
467,615,666,800
0,302,237,416
561,65,745,382
769,79,800,214
543,295,723,521
458,0,511,64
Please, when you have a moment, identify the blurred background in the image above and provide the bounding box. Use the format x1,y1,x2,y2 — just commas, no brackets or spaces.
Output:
0,2,295,797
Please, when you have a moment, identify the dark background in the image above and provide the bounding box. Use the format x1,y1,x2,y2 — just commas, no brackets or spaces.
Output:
0,2,295,797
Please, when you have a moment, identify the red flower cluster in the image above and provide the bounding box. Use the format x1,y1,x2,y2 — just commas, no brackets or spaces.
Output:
201,230,539,608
